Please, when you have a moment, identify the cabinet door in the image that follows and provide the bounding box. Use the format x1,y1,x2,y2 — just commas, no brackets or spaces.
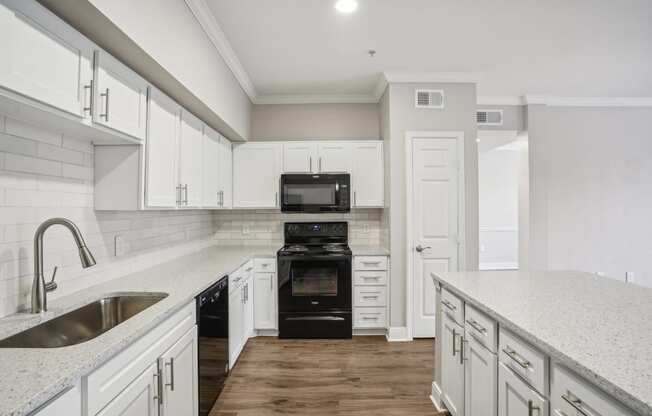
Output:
352,142,384,207
145,88,180,208
233,143,282,208
254,272,276,330
498,362,548,416
33,384,81,416
228,287,243,368
0,1,94,118
93,50,148,140
178,111,204,207
441,313,465,416
96,363,159,416
218,136,233,208
283,142,317,173
160,327,198,416
317,142,351,173
202,127,220,208
465,335,497,416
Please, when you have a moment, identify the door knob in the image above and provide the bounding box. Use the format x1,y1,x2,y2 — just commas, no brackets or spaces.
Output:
415,245,431,253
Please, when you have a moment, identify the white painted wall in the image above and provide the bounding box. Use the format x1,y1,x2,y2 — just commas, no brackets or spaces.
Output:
528,106,652,287
479,144,520,269
88,0,251,139
0,116,216,318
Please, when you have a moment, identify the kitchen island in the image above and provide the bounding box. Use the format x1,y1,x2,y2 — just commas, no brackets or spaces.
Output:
430,270,652,416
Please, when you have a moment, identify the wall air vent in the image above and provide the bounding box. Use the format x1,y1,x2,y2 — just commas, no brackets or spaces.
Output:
415,89,445,109
477,109,504,126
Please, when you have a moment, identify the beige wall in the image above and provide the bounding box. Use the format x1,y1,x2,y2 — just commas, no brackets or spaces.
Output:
250,104,379,140
528,105,652,288
385,82,479,328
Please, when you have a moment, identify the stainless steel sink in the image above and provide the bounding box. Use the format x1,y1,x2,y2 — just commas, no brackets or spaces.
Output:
0,293,168,348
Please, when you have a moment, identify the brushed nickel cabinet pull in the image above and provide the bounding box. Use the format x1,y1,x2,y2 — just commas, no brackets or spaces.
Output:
527,400,540,416
309,156,312,172
561,394,593,416
452,328,457,356
502,347,531,369
442,300,457,311
99,88,110,121
83,80,93,115
165,358,175,391
460,337,467,364
156,368,163,404
183,184,188,205
319,157,322,172
466,318,487,333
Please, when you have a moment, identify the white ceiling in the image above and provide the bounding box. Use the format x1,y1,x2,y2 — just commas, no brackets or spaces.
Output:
204,0,652,103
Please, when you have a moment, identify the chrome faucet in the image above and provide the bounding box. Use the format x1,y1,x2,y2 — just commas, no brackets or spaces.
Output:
32,218,96,313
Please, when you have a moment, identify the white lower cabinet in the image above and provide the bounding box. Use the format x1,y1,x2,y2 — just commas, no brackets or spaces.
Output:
498,362,548,416
85,301,197,416
33,384,82,416
441,311,465,416
254,272,277,330
96,363,159,416
159,327,199,416
464,334,497,416
228,262,254,368
352,256,389,330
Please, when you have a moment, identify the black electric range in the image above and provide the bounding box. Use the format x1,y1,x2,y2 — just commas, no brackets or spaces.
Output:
277,222,352,339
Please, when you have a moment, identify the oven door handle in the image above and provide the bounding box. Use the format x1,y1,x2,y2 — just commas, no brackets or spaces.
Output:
285,316,346,321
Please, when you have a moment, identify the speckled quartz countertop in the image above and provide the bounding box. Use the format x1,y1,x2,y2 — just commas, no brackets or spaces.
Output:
0,245,277,416
431,270,652,416
349,244,390,256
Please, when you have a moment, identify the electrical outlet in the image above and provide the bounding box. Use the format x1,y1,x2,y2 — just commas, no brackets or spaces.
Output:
363,223,370,233
114,234,128,257
242,225,250,235
625,271,635,283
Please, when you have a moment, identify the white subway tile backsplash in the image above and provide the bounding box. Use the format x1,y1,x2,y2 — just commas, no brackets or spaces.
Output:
61,163,92,180
5,117,62,146
0,133,38,156
37,142,85,165
5,153,61,176
62,136,93,153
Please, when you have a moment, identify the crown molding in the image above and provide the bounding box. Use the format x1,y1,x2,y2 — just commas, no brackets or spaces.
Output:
253,94,379,105
184,0,257,100
477,96,526,106
525,95,652,107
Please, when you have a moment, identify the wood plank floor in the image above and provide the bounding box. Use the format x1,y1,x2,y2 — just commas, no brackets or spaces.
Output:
209,336,446,416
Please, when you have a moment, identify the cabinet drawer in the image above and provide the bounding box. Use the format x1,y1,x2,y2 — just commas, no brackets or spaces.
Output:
254,257,276,273
354,307,387,328
354,286,387,307
354,256,388,271
229,270,244,293
464,304,497,353
85,301,196,416
441,288,464,326
499,328,549,396
354,270,388,286
551,364,634,416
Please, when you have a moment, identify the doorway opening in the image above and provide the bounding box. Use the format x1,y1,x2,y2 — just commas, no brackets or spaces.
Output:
477,130,529,270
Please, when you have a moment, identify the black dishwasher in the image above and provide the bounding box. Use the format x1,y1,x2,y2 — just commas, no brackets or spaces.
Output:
196,276,229,416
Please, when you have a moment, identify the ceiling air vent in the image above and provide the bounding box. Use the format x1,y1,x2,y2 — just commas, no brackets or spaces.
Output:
477,109,504,126
415,89,444,109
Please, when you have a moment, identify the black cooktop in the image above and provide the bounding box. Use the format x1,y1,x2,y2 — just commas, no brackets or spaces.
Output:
278,243,352,257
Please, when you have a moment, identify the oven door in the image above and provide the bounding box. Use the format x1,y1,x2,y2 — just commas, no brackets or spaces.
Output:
278,255,352,312
280,174,350,212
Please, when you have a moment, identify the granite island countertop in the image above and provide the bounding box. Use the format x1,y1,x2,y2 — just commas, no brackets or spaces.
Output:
0,245,277,416
431,270,652,416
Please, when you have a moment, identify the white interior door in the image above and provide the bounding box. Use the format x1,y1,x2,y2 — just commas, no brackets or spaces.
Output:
412,136,461,338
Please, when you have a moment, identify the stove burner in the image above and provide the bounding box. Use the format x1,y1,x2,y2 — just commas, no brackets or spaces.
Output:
284,245,309,252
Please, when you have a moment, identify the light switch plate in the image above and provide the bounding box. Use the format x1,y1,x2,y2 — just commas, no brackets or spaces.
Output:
114,234,128,257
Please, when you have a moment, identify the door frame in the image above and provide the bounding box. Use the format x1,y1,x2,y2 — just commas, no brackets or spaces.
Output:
405,131,466,339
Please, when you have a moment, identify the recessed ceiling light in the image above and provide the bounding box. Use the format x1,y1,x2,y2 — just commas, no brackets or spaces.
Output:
335,0,358,14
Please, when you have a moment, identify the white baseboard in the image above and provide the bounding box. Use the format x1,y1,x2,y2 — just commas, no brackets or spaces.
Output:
386,326,411,342
254,329,279,337
430,382,444,411
353,328,387,336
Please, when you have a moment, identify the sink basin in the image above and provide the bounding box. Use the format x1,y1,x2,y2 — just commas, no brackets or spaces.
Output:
0,293,168,348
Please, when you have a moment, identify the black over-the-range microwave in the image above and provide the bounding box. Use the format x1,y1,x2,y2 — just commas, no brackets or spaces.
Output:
280,173,350,213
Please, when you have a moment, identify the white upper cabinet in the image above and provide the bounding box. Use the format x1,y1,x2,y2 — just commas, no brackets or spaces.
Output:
178,110,204,208
283,142,318,173
318,142,352,173
233,142,282,208
352,142,384,207
0,0,94,118
145,87,180,208
202,127,221,208
93,50,148,141
218,135,233,209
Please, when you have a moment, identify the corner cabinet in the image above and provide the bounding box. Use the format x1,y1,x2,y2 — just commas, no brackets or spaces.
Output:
233,142,283,208
203,126,232,209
